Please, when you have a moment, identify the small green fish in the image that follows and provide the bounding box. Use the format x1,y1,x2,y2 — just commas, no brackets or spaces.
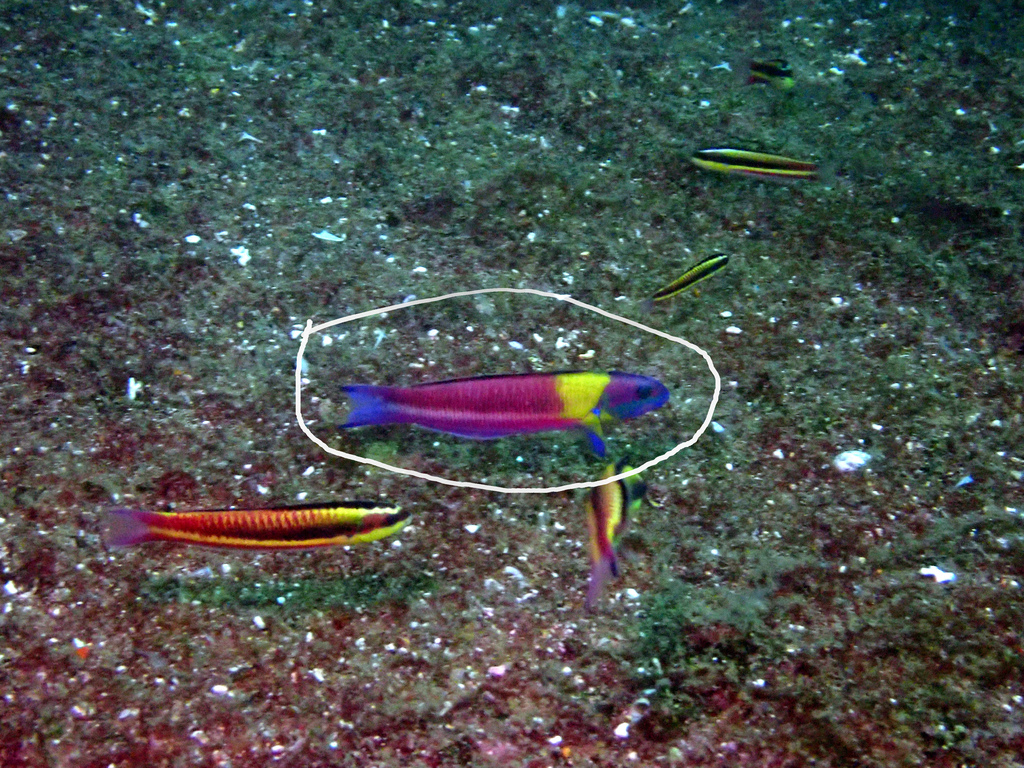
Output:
650,253,729,302
691,148,818,181
747,58,794,90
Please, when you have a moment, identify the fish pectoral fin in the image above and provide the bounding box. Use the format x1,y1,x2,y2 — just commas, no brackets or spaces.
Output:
585,430,606,457
580,412,607,457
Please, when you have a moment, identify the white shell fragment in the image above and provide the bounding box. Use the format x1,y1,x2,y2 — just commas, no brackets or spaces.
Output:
919,566,956,584
833,450,871,472
126,377,143,401
312,229,346,242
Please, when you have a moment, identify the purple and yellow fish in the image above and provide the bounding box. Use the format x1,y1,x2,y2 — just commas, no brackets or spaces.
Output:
585,460,647,609
102,501,409,550
338,371,669,458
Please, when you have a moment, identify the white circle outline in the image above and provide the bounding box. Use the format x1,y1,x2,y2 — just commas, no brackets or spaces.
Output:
295,287,721,494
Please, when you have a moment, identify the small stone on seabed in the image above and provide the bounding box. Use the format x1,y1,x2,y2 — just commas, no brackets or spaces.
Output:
503,565,526,582
488,664,507,678
833,450,871,472
919,565,956,584
252,615,266,630
211,684,230,696
614,722,630,739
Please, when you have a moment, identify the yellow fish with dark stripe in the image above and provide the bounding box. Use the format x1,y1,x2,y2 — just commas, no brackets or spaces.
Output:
585,460,647,610
747,59,794,90
650,253,729,302
692,148,818,180
102,501,409,549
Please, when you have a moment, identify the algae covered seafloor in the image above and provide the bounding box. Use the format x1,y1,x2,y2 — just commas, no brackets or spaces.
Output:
2,0,1024,765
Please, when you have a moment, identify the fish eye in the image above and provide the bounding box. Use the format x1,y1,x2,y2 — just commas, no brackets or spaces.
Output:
637,385,652,399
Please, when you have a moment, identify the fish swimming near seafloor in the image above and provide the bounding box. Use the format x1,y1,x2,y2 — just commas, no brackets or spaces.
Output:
338,371,670,458
649,253,729,303
746,58,794,90
102,501,409,549
585,460,647,609
691,148,818,181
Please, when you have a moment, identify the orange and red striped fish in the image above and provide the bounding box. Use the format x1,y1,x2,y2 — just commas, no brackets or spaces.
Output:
102,501,409,550
585,460,647,610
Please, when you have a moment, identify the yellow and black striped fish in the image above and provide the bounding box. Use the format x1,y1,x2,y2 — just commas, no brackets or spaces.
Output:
102,501,409,550
650,253,729,302
692,148,818,180
747,59,794,90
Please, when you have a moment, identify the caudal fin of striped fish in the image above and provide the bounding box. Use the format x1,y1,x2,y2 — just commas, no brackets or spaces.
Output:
102,508,161,547
339,384,401,428
585,551,619,611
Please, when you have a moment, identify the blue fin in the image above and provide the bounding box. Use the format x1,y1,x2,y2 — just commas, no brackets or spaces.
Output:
339,385,398,428
585,429,606,457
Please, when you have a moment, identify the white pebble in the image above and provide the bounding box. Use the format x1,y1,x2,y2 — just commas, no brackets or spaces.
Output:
833,450,871,472
464,524,480,534
231,245,251,266
919,565,956,584
725,326,742,334
252,615,266,630
614,722,630,739
126,377,143,401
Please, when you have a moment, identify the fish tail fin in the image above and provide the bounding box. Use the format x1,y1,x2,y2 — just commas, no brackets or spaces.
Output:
585,551,618,611
102,508,161,547
339,385,400,428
